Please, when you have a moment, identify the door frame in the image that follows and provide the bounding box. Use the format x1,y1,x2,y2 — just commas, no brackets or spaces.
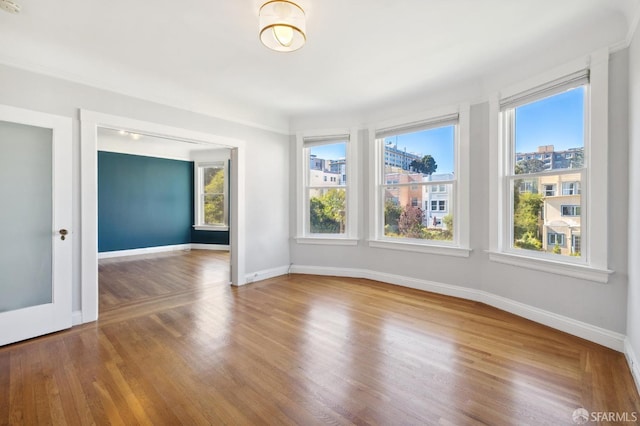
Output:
80,110,246,323
0,104,73,345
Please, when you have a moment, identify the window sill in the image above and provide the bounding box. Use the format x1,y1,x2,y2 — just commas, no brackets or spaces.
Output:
295,237,359,246
368,240,471,258
193,225,229,232
487,251,613,283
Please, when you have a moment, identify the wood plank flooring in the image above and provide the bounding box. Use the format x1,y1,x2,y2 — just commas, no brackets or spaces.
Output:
1,249,638,425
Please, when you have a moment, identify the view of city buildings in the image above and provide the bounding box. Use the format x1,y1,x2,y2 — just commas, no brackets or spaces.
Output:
515,145,584,256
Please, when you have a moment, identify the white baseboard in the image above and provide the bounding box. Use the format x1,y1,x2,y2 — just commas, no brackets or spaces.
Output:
624,338,640,395
72,310,83,326
244,265,291,285
98,243,229,259
191,244,230,251
290,265,626,352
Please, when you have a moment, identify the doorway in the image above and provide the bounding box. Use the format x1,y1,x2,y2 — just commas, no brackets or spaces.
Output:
96,127,233,312
80,110,246,324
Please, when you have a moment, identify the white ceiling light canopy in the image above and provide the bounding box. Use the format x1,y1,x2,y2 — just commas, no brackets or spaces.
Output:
259,0,306,52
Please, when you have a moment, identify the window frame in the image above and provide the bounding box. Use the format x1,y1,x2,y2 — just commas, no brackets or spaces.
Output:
488,51,612,283
194,161,229,231
295,129,358,245
368,105,471,257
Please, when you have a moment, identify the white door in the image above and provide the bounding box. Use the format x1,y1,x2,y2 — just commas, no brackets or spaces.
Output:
0,105,73,346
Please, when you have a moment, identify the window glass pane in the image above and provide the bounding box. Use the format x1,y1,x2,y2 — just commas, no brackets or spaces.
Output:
309,188,346,234
204,194,225,225
203,166,224,194
309,142,346,185
383,184,453,241
383,125,454,181
512,173,582,257
513,86,584,175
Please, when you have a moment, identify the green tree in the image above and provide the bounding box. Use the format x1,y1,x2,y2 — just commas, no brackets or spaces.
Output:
310,189,346,233
513,191,543,249
442,214,453,240
410,155,438,175
515,159,546,174
384,200,403,234
204,168,225,225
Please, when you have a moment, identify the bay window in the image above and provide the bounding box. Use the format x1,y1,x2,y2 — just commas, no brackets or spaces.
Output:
296,130,357,243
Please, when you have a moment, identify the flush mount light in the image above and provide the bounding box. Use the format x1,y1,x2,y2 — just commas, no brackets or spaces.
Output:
259,0,306,52
0,0,20,14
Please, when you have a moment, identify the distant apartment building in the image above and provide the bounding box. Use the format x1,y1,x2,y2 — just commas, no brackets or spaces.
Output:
515,145,584,170
384,170,423,209
309,155,346,186
539,173,582,255
515,145,583,255
423,173,454,228
384,141,421,170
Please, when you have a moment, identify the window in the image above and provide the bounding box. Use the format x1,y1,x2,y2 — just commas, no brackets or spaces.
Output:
544,184,556,196
562,182,581,195
572,235,581,254
500,70,588,261
561,205,581,216
491,56,611,282
374,114,459,244
519,180,537,194
296,131,357,242
548,233,565,246
430,200,447,211
195,162,228,229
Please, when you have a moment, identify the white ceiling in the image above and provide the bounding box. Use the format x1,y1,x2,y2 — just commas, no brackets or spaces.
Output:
0,0,638,132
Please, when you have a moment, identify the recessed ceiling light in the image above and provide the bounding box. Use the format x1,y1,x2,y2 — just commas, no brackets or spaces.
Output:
0,0,20,14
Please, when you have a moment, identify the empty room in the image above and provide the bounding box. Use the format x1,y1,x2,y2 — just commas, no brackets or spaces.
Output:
1,0,640,424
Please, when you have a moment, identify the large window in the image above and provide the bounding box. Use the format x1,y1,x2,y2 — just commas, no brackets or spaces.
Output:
502,75,586,259
491,55,610,282
296,131,357,242
374,114,459,245
195,161,227,229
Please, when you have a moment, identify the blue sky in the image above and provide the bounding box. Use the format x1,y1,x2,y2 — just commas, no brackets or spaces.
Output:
515,86,584,153
310,143,346,160
310,87,584,173
385,125,455,174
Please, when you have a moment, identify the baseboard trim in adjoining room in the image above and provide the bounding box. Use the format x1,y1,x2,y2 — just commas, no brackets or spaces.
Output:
98,243,229,259
288,264,626,352
244,265,291,285
624,338,640,395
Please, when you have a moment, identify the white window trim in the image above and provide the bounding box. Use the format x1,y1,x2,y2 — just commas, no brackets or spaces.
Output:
368,104,471,258
488,49,612,283
295,128,358,244
194,161,229,231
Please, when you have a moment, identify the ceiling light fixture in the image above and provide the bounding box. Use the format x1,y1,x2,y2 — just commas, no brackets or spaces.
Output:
0,0,20,14
259,0,306,52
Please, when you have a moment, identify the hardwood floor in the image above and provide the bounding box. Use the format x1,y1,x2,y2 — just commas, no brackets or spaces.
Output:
1,250,638,425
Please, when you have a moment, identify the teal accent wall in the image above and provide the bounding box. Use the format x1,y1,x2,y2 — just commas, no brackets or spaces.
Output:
98,152,194,252
98,151,230,252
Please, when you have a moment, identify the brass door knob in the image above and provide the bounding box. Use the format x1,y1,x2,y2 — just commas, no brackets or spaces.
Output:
59,229,68,240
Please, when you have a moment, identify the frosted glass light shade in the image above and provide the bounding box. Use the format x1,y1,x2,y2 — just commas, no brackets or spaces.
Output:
259,1,306,52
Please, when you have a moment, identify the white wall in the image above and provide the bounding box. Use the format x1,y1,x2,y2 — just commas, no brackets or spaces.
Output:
0,63,291,313
290,50,630,340
627,25,640,381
